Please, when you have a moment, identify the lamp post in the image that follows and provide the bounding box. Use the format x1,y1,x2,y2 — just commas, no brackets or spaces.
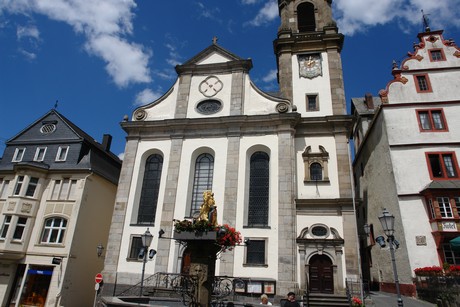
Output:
139,228,153,297
378,208,403,307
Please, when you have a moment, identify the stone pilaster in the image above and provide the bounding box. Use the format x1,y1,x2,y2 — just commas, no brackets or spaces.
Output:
155,137,184,273
327,49,346,115
101,138,139,296
219,135,241,276
230,72,244,116
175,74,192,119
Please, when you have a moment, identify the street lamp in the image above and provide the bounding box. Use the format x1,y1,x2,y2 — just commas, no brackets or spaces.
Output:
378,208,403,307
139,228,153,297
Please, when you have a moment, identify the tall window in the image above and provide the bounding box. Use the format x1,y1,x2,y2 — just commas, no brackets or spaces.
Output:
13,217,27,240
306,94,319,111
190,154,214,217
12,148,25,162
297,2,315,32
25,177,39,197
248,152,269,227
56,146,69,161
246,239,266,265
34,147,47,162
414,74,432,92
0,180,9,199
443,243,460,265
137,154,163,224
51,179,77,200
0,215,12,239
13,176,24,195
438,197,453,218
128,236,143,260
310,163,322,180
417,110,447,131
40,217,67,244
427,152,459,179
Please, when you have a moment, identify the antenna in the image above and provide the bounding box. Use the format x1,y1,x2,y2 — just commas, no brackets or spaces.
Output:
421,9,430,32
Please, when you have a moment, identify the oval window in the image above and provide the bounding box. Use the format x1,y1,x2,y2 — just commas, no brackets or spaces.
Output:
311,225,328,237
196,99,222,115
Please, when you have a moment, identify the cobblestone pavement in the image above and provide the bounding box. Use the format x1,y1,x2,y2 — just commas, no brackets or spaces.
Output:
366,291,436,307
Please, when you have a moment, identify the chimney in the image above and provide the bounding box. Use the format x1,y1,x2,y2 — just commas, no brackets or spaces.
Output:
364,93,374,110
102,134,112,152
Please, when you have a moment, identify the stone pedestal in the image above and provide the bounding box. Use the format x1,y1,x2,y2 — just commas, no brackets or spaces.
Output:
174,231,220,307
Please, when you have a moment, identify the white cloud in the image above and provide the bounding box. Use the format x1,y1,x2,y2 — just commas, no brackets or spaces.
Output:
334,0,460,35
0,0,152,87
16,25,40,41
262,69,277,83
134,88,162,106
117,152,124,161
241,0,259,4
247,0,278,27
18,48,37,60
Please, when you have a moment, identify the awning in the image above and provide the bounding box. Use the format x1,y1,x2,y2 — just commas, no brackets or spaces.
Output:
450,236,460,251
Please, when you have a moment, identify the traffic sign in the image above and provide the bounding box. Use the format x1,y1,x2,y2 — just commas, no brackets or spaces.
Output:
95,273,103,284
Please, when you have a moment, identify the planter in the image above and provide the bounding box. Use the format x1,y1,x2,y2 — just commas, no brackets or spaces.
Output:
173,230,217,241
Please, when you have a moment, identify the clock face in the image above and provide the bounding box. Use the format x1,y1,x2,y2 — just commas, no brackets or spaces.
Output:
299,54,322,79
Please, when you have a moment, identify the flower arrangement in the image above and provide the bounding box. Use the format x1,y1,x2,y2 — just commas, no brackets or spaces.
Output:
351,296,364,307
414,266,443,276
173,219,242,252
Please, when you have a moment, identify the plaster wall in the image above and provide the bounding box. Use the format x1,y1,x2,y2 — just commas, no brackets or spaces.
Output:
140,81,179,121
295,136,340,198
291,52,333,116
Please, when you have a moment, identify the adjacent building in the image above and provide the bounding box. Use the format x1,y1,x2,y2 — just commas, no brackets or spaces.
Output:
103,0,359,300
352,27,460,295
0,109,121,306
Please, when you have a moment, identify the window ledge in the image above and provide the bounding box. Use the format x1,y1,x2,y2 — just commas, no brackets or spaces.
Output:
243,226,271,229
243,263,268,268
130,223,155,227
304,179,330,183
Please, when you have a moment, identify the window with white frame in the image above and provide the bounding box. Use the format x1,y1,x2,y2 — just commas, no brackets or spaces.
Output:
51,179,77,200
40,217,67,244
12,148,25,162
25,177,39,197
12,217,27,241
128,236,143,260
13,176,24,195
302,146,329,182
56,146,69,162
437,197,453,218
0,179,9,199
428,199,436,219
0,215,12,239
34,147,47,162
245,239,266,266
190,153,214,217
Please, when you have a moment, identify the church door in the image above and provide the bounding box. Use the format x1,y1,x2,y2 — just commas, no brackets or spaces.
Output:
181,248,192,275
309,255,333,293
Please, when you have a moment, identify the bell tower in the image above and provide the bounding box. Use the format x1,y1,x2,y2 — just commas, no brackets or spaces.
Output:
274,0,346,116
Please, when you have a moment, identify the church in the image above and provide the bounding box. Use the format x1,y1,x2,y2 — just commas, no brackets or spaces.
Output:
102,0,359,302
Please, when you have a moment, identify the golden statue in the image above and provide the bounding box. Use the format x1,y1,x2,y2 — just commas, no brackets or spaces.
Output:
199,190,218,226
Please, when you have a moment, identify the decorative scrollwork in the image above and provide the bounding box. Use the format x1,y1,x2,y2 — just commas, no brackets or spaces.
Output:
134,109,147,121
276,102,289,113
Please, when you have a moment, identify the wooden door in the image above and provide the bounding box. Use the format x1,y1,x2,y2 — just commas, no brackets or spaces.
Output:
309,255,333,293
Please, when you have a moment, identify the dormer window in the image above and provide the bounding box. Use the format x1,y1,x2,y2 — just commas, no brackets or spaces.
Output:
12,148,25,162
34,147,47,162
56,146,69,162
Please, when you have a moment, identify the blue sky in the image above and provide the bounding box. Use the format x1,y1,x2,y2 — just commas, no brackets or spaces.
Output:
1,0,459,158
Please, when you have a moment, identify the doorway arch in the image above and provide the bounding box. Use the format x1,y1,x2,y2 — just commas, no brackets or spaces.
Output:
309,254,333,293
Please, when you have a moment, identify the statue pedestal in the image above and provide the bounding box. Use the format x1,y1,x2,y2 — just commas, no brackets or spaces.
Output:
174,231,221,307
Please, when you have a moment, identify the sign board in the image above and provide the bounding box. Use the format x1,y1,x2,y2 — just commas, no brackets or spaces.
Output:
95,273,103,284
442,222,457,232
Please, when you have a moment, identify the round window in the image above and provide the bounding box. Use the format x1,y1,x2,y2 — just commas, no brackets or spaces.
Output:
311,225,328,237
40,124,56,134
196,99,222,115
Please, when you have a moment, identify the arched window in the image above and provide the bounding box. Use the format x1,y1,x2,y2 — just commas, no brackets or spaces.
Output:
248,152,269,227
297,2,315,32
190,153,214,217
41,217,67,244
138,154,163,224
310,162,323,181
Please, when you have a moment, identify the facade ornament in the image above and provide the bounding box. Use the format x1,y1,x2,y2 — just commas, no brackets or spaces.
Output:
276,102,289,113
134,109,147,121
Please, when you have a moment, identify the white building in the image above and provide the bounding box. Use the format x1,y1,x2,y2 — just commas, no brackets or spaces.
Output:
352,27,460,296
103,0,358,302
0,109,121,307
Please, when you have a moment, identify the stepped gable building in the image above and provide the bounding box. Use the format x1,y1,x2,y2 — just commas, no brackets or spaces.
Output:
352,26,460,295
0,109,121,306
102,0,358,301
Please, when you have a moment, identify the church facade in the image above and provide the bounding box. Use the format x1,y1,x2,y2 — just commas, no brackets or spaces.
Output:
103,0,358,299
